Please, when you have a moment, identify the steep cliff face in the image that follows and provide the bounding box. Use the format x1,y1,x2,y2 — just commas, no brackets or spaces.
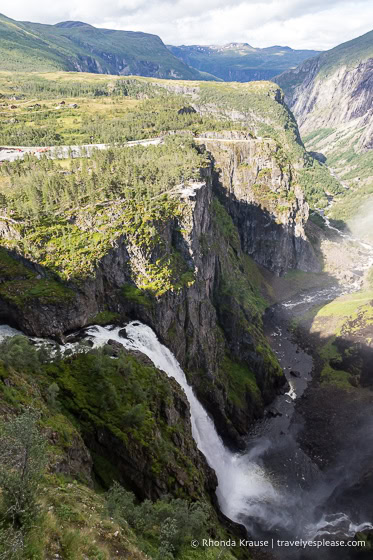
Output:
278,55,373,149
276,30,373,223
197,132,319,274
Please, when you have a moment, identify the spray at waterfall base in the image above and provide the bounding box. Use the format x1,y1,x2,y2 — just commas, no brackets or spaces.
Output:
83,322,373,552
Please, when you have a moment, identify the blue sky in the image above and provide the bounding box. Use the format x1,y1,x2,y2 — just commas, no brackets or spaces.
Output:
2,0,372,50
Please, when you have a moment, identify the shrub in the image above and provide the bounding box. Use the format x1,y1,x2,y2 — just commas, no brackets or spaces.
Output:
0,410,47,530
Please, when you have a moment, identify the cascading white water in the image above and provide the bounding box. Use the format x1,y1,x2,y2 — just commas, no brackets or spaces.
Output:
0,324,23,342
1,318,372,543
85,322,284,525
84,322,373,540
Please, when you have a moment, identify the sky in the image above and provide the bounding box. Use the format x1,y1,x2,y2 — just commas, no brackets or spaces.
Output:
1,0,372,50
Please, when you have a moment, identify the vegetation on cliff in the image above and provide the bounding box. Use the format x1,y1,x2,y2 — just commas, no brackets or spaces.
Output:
0,336,241,560
0,136,207,285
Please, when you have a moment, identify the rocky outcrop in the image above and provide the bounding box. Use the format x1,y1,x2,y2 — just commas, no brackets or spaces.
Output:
0,138,322,447
279,57,373,151
82,355,218,501
50,429,93,485
198,132,319,274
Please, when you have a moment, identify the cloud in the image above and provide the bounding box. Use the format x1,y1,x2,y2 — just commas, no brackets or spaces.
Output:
1,0,373,50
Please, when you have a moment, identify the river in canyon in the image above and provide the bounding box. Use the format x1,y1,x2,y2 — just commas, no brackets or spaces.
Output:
1,214,373,559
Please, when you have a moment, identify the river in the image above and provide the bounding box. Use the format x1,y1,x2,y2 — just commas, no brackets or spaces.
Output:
1,207,372,559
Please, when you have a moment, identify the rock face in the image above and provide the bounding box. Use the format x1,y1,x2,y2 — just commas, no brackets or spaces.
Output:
278,56,373,151
276,30,373,227
0,147,320,447
199,132,319,274
276,30,373,151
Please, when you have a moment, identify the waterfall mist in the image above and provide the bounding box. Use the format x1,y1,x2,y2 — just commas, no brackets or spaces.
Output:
85,321,373,550
1,318,371,556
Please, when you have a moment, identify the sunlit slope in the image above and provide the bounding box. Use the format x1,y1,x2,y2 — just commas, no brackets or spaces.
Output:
0,13,205,79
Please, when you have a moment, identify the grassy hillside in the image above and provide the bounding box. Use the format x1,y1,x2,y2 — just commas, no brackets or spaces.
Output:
0,13,207,80
0,14,70,72
168,43,320,82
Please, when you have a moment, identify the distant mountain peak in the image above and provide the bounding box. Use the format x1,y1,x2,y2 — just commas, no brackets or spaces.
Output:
167,42,322,82
223,42,252,48
55,21,92,29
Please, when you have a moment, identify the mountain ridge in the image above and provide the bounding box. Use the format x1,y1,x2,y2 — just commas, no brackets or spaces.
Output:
0,13,209,79
0,12,321,82
275,28,373,237
167,42,321,82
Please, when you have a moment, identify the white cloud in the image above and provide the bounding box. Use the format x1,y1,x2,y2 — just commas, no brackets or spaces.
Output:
1,0,372,50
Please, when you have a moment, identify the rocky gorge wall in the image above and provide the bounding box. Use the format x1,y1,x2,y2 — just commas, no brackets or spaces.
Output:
0,139,320,449
198,132,320,274
277,54,373,151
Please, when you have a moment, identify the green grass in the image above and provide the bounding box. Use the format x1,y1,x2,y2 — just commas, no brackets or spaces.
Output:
0,247,74,306
122,285,153,307
221,357,261,409
320,364,352,389
315,291,373,319
0,81,238,146
88,311,120,325
303,128,336,144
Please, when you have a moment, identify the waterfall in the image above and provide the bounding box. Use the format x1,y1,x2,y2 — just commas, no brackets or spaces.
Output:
85,322,284,526
1,319,371,543
85,322,373,540
0,324,24,342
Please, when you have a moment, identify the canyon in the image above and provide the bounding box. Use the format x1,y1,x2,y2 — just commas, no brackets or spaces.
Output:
0,34,372,558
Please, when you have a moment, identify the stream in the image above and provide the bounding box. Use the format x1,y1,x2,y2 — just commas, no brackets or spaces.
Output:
2,304,371,559
1,202,373,559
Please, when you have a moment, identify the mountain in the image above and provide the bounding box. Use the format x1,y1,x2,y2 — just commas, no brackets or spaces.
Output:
0,13,210,79
276,29,373,233
1,70,372,558
167,42,321,82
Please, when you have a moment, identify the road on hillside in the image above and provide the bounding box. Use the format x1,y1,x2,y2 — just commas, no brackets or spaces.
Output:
0,135,264,163
0,137,162,163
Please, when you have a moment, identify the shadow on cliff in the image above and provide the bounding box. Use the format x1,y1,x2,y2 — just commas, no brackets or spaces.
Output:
210,159,322,276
